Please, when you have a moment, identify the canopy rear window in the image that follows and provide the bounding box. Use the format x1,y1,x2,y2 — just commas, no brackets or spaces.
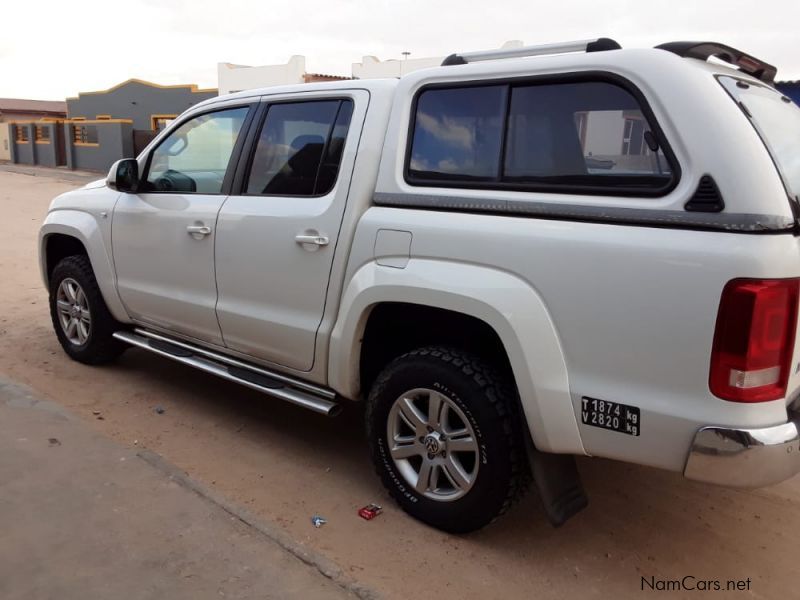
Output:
406,76,677,197
719,76,800,201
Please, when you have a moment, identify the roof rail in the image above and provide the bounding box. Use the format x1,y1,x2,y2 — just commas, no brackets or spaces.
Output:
441,38,621,66
656,41,777,83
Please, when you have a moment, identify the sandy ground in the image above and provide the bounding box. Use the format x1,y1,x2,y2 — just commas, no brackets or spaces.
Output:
2,167,799,599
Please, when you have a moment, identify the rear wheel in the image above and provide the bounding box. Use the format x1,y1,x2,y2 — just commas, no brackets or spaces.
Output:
366,347,529,533
49,255,126,364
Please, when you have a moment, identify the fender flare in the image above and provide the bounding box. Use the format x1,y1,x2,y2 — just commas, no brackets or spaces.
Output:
329,259,586,455
39,210,130,323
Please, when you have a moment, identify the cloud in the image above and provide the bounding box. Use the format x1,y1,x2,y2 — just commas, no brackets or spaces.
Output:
416,112,475,150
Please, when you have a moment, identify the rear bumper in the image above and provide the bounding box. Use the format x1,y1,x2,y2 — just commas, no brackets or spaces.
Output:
683,412,800,487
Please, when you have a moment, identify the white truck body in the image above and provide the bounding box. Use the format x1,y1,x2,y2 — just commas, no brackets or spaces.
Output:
39,40,800,530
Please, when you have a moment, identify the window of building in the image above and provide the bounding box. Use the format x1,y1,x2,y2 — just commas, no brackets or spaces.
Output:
407,79,675,195
15,126,29,143
72,125,99,145
245,99,354,196
34,126,50,142
151,114,178,131
144,106,249,194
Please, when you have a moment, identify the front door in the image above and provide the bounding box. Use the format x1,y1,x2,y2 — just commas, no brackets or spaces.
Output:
215,93,366,370
112,105,251,345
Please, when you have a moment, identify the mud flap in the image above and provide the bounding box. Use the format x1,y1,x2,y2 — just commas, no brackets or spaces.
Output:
526,436,588,527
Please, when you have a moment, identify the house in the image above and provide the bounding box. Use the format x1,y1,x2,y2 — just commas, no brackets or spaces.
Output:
66,78,218,162
351,54,443,78
218,56,349,95
0,98,66,161
9,79,217,172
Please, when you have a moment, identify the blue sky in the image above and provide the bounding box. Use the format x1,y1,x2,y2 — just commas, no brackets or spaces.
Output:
2,0,798,99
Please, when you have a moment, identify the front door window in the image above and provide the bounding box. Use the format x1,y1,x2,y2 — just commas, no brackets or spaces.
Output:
144,107,248,194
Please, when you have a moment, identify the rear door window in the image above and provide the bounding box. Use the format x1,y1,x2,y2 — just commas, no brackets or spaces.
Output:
407,78,677,196
245,99,353,196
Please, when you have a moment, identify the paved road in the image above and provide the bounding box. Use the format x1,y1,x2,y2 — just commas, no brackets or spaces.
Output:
2,167,799,599
0,378,359,600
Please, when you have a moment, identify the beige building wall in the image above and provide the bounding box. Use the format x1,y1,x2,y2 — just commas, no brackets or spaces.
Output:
352,55,443,78
217,56,307,95
0,124,9,161
351,41,524,79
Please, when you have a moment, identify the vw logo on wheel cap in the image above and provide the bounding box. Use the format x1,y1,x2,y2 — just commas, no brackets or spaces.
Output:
424,434,441,454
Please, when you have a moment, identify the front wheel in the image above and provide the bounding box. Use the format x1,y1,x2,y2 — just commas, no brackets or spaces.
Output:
49,255,126,365
366,347,529,533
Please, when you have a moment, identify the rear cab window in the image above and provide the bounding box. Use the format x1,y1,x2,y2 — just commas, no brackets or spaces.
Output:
245,99,354,197
407,77,677,197
718,76,800,202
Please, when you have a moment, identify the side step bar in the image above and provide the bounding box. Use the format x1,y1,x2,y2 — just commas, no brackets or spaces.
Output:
112,329,341,417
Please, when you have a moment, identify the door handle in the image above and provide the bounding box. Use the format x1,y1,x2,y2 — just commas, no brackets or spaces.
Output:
187,224,212,238
295,233,329,246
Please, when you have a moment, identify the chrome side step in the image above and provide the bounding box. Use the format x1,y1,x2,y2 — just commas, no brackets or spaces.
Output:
112,330,341,417
132,328,334,398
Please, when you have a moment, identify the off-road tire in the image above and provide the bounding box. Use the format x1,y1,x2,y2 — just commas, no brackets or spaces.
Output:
366,346,529,533
49,255,126,365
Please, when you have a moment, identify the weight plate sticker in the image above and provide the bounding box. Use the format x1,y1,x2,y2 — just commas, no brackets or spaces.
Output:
581,397,640,436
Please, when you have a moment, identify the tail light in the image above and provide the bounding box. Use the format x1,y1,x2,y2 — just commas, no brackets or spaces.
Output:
710,278,799,402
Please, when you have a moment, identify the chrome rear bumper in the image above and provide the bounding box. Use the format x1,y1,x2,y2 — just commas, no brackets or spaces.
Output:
684,412,800,488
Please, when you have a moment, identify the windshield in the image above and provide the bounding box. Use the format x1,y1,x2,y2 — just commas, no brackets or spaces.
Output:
719,76,800,200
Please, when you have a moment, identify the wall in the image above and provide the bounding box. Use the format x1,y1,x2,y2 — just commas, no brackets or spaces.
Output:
352,55,443,79
67,79,217,131
0,124,9,161
217,56,307,95
31,122,60,167
10,124,34,164
65,120,134,172
351,42,524,79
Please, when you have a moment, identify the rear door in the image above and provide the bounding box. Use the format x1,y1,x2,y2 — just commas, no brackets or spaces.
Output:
214,91,366,370
112,104,253,344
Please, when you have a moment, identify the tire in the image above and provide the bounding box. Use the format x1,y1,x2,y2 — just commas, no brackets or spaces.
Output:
49,255,126,365
366,347,529,533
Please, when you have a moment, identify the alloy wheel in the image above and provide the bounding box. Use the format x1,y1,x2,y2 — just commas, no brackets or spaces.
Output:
55,278,91,346
387,388,480,502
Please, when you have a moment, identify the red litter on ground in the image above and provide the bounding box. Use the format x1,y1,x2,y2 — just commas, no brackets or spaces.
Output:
358,504,383,520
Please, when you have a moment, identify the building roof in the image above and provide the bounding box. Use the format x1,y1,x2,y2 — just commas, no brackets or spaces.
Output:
67,78,217,100
0,98,67,114
303,73,352,83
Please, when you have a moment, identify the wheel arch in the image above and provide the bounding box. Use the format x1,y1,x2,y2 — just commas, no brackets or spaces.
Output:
43,233,88,284
328,260,585,455
39,211,130,323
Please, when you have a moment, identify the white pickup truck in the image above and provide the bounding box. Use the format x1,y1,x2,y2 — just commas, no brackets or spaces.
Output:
39,39,800,533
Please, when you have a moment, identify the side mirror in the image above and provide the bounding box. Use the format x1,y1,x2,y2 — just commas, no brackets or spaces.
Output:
107,158,139,192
